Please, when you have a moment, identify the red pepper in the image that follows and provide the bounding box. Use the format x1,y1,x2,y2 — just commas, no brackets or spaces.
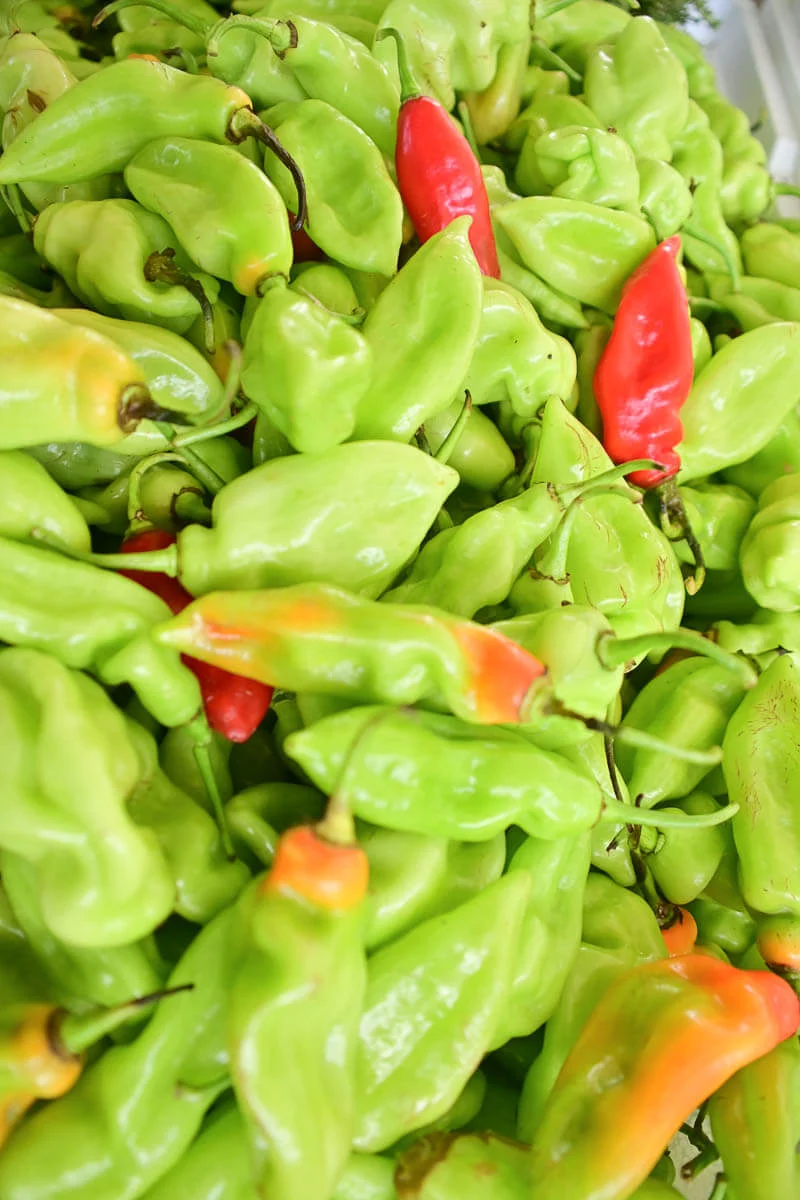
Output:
594,236,694,490
289,216,325,263
661,906,698,957
379,27,500,279
119,530,273,742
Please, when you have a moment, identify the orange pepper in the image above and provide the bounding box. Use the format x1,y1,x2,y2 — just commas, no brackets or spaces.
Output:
661,907,698,956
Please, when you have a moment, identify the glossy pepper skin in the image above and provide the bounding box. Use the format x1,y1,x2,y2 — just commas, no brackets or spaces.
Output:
741,222,800,290
241,276,372,453
229,825,368,1200
0,450,90,552
0,647,174,948
678,322,800,482
0,57,265,184
352,217,483,441
32,199,219,336
125,136,293,295
354,871,531,1153
155,582,546,726
120,530,273,744
740,475,800,612
377,27,499,277
594,236,694,489
0,537,202,728
723,651,800,919
51,308,225,425
262,97,402,276
526,126,641,214
0,297,154,449
709,1035,800,1200
528,955,800,1200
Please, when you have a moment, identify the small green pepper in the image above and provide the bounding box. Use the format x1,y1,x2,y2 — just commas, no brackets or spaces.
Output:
740,474,800,611
262,98,402,275
583,16,689,161
241,276,372,452
671,99,724,187
33,198,219,336
674,481,756,573
705,274,800,331
534,0,631,71
524,126,641,213
0,449,90,551
637,157,693,240
422,400,515,493
125,136,292,295
353,217,483,441
741,222,800,290
495,197,656,314
723,408,800,497
647,791,727,905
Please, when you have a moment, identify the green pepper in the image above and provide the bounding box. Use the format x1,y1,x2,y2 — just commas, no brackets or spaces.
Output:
709,1036,800,1200
689,315,713,378
517,873,665,1141
24,440,135,491
374,0,531,110
656,22,716,98
33,198,219,336
52,307,225,424
460,277,577,416
647,791,727,905
720,159,774,226
673,481,756,573
495,197,656,314
422,400,515,493
706,273,800,331
739,474,800,611
682,179,741,285
354,870,531,1152
0,55,285,185
583,16,689,161
741,222,800,290
1,851,165,1010
491,833,591,1047
523,125,641,212
229,822,368,1200
0,296,156,449
688,833,757,958
616,657,749,808
524,398,685,641
463,36,531,146
678,323,800,482
0,647,175,947
395,1131,529,1199
241,276,372,453
0,449,90,551
637,157,693,240
124,135,292,295
262,98,401,275
291,261,363,321
0,33,114,212
513,94,603,192
211,13,399,156
723,408,800,497
534,0,631,71
0,537,202,727
671,99,724,187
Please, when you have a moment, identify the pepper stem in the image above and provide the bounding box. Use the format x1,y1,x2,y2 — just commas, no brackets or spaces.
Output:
595,628,757,686
54,984,194,1057
434,392,472,464
318,709,395,845
30,528,182,576
600,798,738,830
186,713,236,857
560,458,666,502
118,383,173,433
657,476,706,595
456,101,481,160
92,0,210,37
207,14,292,58
546,700,724,765
530,39,582,84
126,451,193,528
226,108,307,231
682,223,741,292
775,183,800,199
144,249,216,355
171,399,257,449
375,27,423,102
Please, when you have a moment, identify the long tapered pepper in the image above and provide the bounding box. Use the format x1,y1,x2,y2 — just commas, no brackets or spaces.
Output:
377,27,500,278
119,529,273,743
528,954,800,1199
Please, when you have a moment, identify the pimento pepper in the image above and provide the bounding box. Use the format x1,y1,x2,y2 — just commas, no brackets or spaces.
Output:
377,27,500,278
593,237,704,589
528,954,800,1199
120,530,273,743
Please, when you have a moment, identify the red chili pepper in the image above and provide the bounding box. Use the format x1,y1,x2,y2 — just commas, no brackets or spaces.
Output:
379,27,500,279
119,530,273,742
594,236,694,490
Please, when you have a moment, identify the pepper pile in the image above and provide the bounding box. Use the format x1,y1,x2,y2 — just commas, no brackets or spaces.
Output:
0,0,799,1196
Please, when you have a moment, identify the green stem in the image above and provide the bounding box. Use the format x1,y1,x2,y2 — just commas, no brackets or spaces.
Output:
226,109,307,231
600,798,738,830
92,0,210,37
56,984,193,1056
658,476,706,594
708,1177,727,1200
688,296,730,316
530,38,582,84
0,184,32,234
318,709,396,845
775,183,800,199
127,451,193,526
456,101,481,159
683,223,741,293
171,400,257,449
595,628,757,685
186,714,235,857
172,489,212,526
144,249,216,355
172,444,226,495
207,13,289,58
226,806,277,867
560,458,664,501
680,1143,721,1182
30,528,181,576
434,392,472,464
375,27,422,101
610,722,723,765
